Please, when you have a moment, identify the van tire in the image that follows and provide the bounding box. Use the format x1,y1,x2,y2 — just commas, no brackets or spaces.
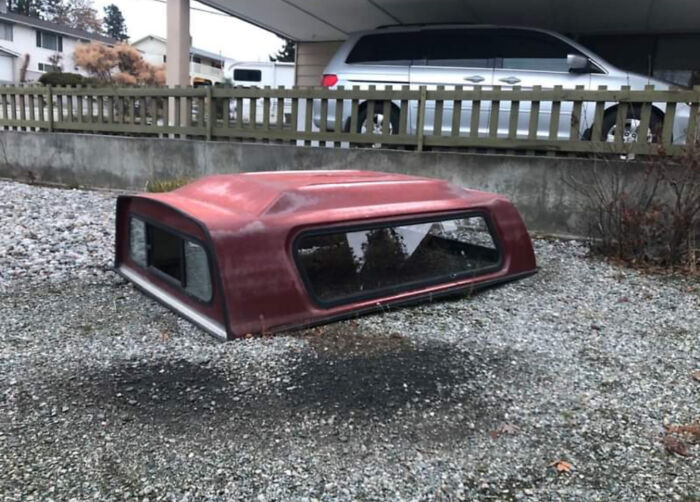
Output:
598,106,664,143
352,102,400,148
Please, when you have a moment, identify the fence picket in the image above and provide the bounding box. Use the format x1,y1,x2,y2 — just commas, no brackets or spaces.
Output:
590,85,608,142
333,87,343,147
508,86,520,139
382,95,391,137
434,85,444,136
489,86,501,139
451,85,462,137
662,102,676,147
349,87,359,136
570,85,584,140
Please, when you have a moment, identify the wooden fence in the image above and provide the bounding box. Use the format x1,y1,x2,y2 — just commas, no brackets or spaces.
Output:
0,84,698,156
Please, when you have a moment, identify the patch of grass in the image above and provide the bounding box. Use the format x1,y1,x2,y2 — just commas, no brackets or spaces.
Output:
145,178,193,193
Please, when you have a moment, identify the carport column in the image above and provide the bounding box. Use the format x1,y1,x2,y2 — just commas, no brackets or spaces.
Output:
167,0,190,128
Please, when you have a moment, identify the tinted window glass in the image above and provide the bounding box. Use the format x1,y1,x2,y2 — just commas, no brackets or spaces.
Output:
424,29,492,68
233,69,262,82
296,215,500,304
128,217,213,302
489,29,581,72
346,32,421,65
150,225,183,282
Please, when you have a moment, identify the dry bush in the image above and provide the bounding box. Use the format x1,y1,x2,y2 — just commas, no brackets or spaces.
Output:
73,42,117,81
74,42,165,86
569,143,700,272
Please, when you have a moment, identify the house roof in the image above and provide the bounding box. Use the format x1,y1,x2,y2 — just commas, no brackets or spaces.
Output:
131,35,227,62
0,44,19,57
0,11,118,45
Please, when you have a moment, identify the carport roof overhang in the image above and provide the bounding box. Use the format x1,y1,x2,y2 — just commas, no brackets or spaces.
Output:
198,0,700,41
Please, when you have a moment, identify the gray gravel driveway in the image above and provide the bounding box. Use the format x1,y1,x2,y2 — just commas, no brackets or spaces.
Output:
0,180,698,501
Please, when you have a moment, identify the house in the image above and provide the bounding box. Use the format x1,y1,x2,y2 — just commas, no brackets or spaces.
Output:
0,0,117,84
132,35,226,86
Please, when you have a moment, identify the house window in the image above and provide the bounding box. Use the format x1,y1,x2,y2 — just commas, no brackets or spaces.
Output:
128,216,213,302
0,21,13,42
295,213,501,305
38,63,61,72
36,31,63,52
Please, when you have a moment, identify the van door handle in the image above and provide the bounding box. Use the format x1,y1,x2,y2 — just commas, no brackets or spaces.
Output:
464,75,485,83
499,76,521,84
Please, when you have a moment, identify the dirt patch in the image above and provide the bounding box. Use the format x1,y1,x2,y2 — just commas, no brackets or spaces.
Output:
296,321,412,358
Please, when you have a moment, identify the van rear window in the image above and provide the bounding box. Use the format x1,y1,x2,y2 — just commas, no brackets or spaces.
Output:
129,216,213,302
295,214,501,305
346,32,421,65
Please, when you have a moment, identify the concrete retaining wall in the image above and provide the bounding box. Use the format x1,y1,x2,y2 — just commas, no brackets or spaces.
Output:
0,131,650,236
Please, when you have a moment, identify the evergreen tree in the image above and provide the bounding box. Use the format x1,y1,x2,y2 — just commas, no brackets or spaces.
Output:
269,38,295,63
103,4,128,41
42,0,64,19
7,0,43,18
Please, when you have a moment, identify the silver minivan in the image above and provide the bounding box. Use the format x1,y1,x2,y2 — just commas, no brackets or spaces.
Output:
314,25,690,143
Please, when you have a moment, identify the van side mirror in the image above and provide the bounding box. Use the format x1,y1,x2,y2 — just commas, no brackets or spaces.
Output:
567,54,590,73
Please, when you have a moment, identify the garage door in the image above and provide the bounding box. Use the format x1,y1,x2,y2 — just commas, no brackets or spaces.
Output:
0,55,14,83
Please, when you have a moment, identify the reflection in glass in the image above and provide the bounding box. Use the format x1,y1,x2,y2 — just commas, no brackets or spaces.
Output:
185,241,213,302
297,215,499,303
129,217,147,267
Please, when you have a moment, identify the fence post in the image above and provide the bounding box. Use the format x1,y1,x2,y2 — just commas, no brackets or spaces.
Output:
206,85,213,141
46,85,53,132
416,86,427,152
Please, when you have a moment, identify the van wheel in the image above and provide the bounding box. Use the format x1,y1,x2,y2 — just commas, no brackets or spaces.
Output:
600,106,664,144
354,102,399,148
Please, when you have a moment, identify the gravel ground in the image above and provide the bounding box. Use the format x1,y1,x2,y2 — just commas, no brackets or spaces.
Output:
0,179,698,502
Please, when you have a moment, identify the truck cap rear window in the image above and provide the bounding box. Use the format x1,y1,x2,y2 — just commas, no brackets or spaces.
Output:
295,213,500,306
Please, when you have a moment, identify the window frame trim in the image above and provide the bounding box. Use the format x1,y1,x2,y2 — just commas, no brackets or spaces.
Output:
0,21,13,42
291,210,504,309
127,213,215,305
36,30,63,52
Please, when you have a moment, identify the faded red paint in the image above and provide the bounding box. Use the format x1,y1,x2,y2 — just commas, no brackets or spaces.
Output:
115,170,537,339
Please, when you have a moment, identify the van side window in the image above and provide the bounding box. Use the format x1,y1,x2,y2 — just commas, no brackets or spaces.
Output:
490,29,583,72
423,29,493,69
233,69,262,82
346,32,421,65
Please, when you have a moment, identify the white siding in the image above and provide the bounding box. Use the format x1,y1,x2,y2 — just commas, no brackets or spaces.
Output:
133,37,225,84
133,37,167,66
0,22,95,83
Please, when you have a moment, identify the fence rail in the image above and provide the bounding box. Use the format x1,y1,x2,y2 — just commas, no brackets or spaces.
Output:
0,84,698,156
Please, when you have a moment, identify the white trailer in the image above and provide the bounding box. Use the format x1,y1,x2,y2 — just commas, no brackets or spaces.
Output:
227,61,295,88
226,62,296,124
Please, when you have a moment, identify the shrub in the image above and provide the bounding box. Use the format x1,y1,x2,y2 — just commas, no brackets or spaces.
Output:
74,42,165,86
145,178,193,193
569,144,700,272
38,71,87,87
